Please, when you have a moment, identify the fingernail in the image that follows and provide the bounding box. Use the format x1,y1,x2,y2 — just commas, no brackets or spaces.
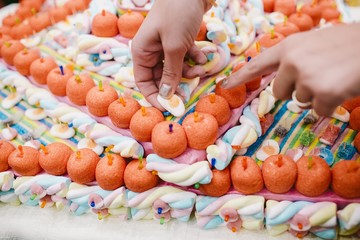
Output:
221,78,229,88
159,83,172,99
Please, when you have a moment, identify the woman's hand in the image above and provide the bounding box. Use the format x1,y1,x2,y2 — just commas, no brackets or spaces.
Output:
224,23,360,116
131,0,211,109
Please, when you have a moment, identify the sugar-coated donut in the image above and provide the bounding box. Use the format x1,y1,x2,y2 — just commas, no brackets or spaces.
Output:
331,160,360,198
39,143,73,176
295,155,331,197
262,154,297,194
108,96,141,129
92,10,119,37
47,66,74,96
0,140,15,172
124,159,159,193
151,121,187,158
86,84,118,117
182,112,218,150
95,154,126,190
199,166,231,197
67,148,100,184
129,107,164,142
230,156,264,194
215,81,247,109
195,94,231,126
30,57,58,85
8,146,42,176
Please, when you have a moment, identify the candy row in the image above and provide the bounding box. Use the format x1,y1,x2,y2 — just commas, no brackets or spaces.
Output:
0,171,358,239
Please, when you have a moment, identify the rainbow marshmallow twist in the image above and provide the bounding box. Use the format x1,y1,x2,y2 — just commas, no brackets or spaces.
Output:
337,203,360,237
126,186,196,223
195,195,265,231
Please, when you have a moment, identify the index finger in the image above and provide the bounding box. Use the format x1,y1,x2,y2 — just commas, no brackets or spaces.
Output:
224,42,283,89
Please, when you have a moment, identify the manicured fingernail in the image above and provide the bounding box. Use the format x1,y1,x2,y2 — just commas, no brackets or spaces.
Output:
159,83,172,98
221,78,229,88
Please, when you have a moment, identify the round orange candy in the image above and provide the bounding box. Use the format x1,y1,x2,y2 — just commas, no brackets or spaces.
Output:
274,21,300,37
262,154,297,193
30,57,58,85
274,0,296,16
29,13,51,33
2,14,22,27
354,132,360,153
129,107,164,142
64,0,88,13
195,94,231,126
215,81,247,109
230,156,264,194
318,0,335,11
349,107,360,131
39,143,73,176
47,66,74,96
263,0,275,12
11,22,33,40
0,140,15,172
14,49,40,76
258,32,285,48
0,34,12,57
66,73,95,106
0,26,11,36
301,3,322,26
244,45,261,60
1,40,25,66
48,7,69,23
15,5,33,19
95,154,126,190
331,160,360,198
20,0,43,12
124,159,159,192
86,84,118,117
232,62,262,91
199,166,231,197
295,155,331,197
182,112,218,150
322,7,340,22
151,121,187,159
67,148,100,184
92,10,119,37
196,21,207,41
117,10,144,39
8,146,42,176
342,96,360,112
108,96,141,129
288,13,314,32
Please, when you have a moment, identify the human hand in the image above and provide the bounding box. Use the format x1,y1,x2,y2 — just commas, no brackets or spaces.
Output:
131,0,211,109
224,23,360,116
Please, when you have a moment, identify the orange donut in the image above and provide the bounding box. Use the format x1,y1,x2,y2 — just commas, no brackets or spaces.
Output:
92,10,119,37
47,66,74,96
195,94,231,126
349,107,360,131
67,148,100,184
95,154,126,190
274,0,296,16
274,21,300,37
288,13,314,32
151,121,187,158
215,81,247,109
262,154,297,193
29,13,51,33
66,73,95,106
39,143,73,176
199,166,231,197
86,84,118,117
30,57,58,85
0,140,15,172
258,31,285,48
13,49,40,76
301,3,322,26
196,21,207,41
295,155,331,197
8,146,42,176
124,159,159,192
230,156,264,194
129,107,164,142
117,10,144,39
331,160,360,198
342,96,360,112
182,112,218,150
108,96,141,129
1,40,25,66
354,132,360,153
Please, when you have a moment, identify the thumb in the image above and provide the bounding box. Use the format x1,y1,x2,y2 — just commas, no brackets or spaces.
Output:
159,46,186,99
